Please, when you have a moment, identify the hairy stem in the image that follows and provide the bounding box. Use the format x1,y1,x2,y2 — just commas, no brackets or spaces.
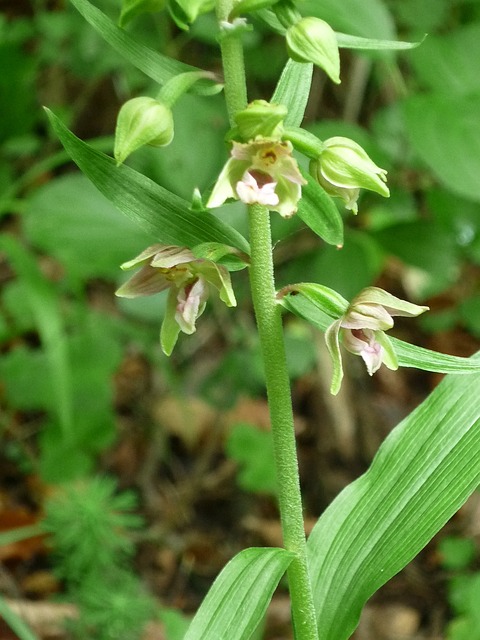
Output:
215,0,248,124
248,203,319,640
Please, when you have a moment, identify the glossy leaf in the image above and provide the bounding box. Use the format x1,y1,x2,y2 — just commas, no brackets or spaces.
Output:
45,109,250,254
281,293,480,374
297,171,344,246
69,0,220,95
184,547,293,640
307,356,480,639
271,58,313,127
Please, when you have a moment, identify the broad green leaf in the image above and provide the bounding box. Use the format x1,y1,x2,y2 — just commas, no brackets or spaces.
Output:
45,109,250,254
307,355,480,640
281,293,480,374
69,0,220,95
336,32,422,51
0,235,74,437
404,93,480,203
409,23,480,96
271,58,313,127
184,547,293,640
297,171,344,246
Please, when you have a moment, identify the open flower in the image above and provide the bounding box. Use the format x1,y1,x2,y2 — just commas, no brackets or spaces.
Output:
310,136,389,214
325,287,428,394
116,244,236,355
207,138,307,217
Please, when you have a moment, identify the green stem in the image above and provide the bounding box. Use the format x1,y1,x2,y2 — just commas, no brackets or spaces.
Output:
215,0,248,125
248,203,319,640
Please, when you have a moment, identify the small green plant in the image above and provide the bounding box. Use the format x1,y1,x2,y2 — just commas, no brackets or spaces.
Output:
43,477,155,639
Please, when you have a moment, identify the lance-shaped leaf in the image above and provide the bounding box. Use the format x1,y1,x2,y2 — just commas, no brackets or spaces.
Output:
45,109,250,255
336,32,423,51
307,355,480,639
280,289,480,374
69,0,221,95
271,58,313,128
184,547,293,640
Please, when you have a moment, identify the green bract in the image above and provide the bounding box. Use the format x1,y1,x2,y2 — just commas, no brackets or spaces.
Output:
286,17,340,85
310,136,390,213
114,97,174,165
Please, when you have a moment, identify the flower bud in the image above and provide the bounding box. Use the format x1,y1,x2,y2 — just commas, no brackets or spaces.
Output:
234,100,287,142
114,97,174,165
286,17,340,84
310,137,389,213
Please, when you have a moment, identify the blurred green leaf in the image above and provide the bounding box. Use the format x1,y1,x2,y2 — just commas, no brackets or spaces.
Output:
226,423,277,494
308,357,480,639
24,174,152,283
0,235,74,437
439,536,476,571
404,93,480,203
302,0,396,41
184,547,293,640
409,24,480,96
280,230,383,300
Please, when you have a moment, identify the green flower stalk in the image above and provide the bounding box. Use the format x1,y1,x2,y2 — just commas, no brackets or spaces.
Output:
116,244,236,354
310,136,389,213
325,287,429,394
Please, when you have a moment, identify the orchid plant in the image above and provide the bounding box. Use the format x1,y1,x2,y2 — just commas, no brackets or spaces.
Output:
45,0,480,639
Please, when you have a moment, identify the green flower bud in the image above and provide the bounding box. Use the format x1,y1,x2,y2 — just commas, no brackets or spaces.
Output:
286,17,340,84
114,97,174,165
234,100,288,141
310,137,389,213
